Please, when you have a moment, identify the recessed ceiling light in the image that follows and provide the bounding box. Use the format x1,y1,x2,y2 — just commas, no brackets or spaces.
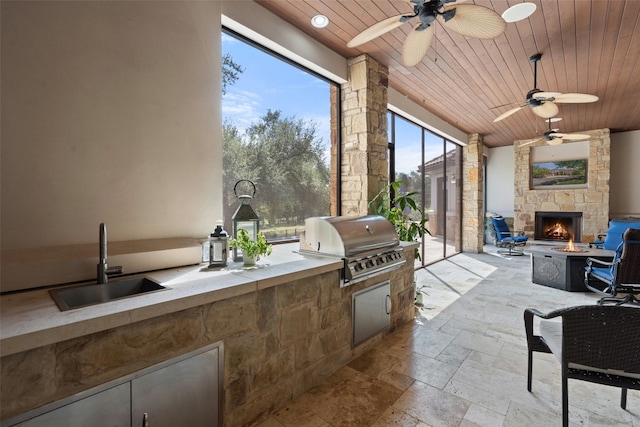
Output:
311,15,329,29
502,2,537,23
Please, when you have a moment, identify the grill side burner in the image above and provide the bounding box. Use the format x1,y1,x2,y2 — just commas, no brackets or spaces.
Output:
300,215,406,287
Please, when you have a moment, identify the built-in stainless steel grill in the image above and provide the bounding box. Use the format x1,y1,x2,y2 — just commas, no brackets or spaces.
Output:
300,215,406,287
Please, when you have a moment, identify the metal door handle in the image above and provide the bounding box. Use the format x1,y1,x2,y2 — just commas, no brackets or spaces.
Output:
385,295,391,315
142,412,149,427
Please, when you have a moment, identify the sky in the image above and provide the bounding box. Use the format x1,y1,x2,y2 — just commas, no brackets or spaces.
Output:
221,33,440,176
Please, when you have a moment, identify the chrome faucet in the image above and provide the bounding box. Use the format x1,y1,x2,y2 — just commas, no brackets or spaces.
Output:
97,223,123,284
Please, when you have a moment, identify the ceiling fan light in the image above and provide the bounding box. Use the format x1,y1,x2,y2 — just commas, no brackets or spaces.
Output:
311,14,329,28
501,3,536,23
546,139,564,145
533,102,559,119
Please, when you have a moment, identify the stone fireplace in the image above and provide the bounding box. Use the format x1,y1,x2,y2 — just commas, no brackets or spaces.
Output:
513,129,610,243
534,211,582,242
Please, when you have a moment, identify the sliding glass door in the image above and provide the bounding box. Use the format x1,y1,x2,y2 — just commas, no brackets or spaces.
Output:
388,112,462,267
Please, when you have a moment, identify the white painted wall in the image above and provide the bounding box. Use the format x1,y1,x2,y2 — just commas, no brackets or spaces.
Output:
610,130,640,217
485,146,515,217
1,1,222,290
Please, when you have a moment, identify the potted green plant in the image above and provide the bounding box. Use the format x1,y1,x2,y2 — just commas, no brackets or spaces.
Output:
229,229,273,266
368,180,430,260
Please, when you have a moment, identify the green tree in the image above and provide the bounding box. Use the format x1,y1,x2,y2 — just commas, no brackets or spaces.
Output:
222,53,244,95
223,110,330,230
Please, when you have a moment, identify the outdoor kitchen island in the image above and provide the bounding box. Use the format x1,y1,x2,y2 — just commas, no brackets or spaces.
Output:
528,243,615,292
0,241,417,426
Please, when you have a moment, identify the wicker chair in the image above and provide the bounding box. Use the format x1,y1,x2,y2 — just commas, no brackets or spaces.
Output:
524,305,640,427
585,227,640,305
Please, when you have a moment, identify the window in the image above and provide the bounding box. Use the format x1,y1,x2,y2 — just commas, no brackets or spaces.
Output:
388,111,462,266
221,29,339,241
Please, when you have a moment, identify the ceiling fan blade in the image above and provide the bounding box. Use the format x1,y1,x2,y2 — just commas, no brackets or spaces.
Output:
518,138,541,147
553,133,591,141
493,105,524,122
402,25,435,67
552,93,599,103
532,101,559,118
347,15,407,48
439,4,506,39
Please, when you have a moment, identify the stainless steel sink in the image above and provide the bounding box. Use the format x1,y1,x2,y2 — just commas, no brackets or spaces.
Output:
50,277,167,311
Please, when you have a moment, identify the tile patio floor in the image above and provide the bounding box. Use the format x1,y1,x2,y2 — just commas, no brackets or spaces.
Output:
257,245,640,427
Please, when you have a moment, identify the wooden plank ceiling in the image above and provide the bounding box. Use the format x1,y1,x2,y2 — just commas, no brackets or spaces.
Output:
254,0,640,147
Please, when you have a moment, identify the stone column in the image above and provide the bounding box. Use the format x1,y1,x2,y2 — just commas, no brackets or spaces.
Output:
341,54,389,216
462,133,484,253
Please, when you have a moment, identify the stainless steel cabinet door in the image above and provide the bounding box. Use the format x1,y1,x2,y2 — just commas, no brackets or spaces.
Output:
15,383,130,427
352,280,391,346
131,347,221,427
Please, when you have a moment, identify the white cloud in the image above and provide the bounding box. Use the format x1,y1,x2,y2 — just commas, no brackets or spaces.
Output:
222,90,262,131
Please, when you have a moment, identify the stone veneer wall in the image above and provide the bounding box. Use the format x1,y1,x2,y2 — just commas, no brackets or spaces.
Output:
0,248,416,426
462,134,485,253
513,129,610,242
341,54,389,216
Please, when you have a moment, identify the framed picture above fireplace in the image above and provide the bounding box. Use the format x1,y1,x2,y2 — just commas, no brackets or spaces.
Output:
530,159,588,189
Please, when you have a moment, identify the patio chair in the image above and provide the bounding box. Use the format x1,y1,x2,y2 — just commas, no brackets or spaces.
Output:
588,217,640,249
585,227,640,305
524,305,640,427
491,216,528,256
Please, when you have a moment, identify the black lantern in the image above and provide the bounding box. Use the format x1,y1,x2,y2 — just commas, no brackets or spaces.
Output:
231,180,259,262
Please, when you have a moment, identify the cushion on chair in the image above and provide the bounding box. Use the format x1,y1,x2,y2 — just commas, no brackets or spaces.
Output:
590,266,614,283
539,317,640,379
540,318,563,363
492,217,511,239
603,220,640,250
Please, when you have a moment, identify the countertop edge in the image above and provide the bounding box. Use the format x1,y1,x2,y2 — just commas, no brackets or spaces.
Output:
1,244,343,357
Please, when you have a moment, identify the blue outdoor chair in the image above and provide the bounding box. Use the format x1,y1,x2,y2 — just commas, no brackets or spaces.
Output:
585,227,640,305
491,216,528,256
588,217,640,249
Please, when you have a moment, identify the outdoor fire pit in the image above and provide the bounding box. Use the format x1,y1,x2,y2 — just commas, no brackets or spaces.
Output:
529,244,614,292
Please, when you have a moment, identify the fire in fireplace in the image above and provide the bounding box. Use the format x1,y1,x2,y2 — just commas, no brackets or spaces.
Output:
534,211,583,242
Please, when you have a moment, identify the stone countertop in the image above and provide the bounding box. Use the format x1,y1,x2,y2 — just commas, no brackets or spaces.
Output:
0,243,343,358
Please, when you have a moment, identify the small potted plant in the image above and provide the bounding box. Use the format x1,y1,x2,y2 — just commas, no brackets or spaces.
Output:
369,180,430,260
229,229,272,266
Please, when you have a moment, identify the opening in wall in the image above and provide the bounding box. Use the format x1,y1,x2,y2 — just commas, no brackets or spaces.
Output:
534,211,583,242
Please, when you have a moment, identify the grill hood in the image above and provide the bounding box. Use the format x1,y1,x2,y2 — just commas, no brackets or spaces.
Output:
300,215,405,286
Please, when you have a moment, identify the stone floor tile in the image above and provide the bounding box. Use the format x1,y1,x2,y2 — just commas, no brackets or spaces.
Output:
370,407,421,427
304,366,404,427
393,381,471,427
399,351,459,389
255,418,286,427
449,330,504,357
463,403,506,427
502,400,563,427
443,378,511,415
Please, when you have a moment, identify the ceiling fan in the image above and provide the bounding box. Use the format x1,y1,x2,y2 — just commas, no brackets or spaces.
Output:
494,53,599,123
347,0,506,67
519,118,591,146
